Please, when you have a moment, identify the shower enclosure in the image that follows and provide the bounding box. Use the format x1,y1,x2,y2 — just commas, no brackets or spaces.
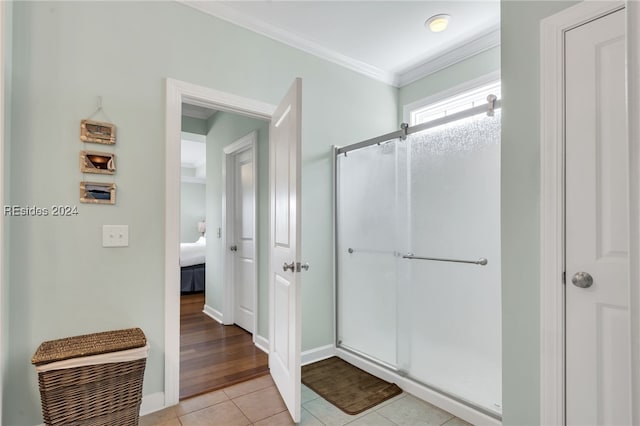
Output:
334,100,502,418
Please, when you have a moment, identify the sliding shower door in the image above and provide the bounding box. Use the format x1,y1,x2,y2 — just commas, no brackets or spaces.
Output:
336,107,502,416
398,111,502,415
336,139,406,367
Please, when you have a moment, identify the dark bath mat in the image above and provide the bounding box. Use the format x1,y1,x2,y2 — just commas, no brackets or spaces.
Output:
301,356,402,415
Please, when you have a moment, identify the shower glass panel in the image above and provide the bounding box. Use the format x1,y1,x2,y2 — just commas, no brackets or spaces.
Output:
398,110,502,415
335,107,502,417
336,139,404,367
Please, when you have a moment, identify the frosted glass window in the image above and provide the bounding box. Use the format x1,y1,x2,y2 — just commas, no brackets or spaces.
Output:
410,81,501,126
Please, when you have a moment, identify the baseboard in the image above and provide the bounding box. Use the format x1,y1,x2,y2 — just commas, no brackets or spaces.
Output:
336,348,501,426
250,338,335,365
254,334,269,354
203,304,223,324
139,391,166,416
302,344,336,366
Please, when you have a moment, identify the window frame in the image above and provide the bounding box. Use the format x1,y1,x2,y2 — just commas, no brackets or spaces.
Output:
402,71,501,126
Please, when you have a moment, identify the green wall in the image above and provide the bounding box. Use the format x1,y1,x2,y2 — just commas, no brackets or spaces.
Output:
500,1,578,425
7,2,397,424
204,112,270,338
181,116,208,135
180,182,205,243
6,1,587,424
1,1,12,422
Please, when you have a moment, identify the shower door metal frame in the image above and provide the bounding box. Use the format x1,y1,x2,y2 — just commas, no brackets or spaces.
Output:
335,100,501,156
333,101,503,422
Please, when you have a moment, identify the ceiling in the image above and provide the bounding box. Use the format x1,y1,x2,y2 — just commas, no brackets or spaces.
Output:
182,103,218,120
181,132,206,178
181,1,500,87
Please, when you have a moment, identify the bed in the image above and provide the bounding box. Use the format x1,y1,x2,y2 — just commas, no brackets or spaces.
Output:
180,236,206,293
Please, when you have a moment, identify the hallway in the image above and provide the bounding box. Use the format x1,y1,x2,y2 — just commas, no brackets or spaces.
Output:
180,293,269,399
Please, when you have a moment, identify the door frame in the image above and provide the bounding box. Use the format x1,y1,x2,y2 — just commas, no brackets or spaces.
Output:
165,78,275,407
222,130,258,336
539,2,636,424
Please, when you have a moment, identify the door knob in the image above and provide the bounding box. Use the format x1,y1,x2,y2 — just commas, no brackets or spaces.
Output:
571,271,594,288
230,245,238,252
296,262,310,272
283,262,295,272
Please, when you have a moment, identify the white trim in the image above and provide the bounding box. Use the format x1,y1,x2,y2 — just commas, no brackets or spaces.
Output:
628,2,640,424
223,131,257,155
165,78,275,408
301,344,336,366
203,304,223,324
139,392,166,417
178,0,499,88
336,348,500,426
539,2,626,425
402,70,501,124
255,334,269,354
397,26,501,87
179,0,395,86
222,131,259,335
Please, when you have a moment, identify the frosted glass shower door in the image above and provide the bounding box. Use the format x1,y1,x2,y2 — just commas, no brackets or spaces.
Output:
336,140,405,367
398,111,502,415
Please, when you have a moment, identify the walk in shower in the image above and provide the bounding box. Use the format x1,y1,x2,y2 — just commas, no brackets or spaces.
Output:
334,96,502,419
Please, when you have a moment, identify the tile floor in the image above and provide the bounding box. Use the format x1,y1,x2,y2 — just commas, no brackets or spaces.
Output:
140,374,472,426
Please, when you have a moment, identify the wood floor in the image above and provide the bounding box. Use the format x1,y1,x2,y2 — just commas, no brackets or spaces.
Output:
180,293,269,400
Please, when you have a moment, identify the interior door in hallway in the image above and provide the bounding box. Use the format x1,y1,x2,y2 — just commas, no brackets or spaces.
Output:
232,147,256,333
565,8,631,425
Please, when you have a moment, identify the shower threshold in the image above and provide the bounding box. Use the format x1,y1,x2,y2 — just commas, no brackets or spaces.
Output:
335,343,502,425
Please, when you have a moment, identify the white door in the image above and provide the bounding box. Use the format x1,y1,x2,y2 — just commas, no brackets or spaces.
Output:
565,9,631,425
232,148,256,333
269,78,302,422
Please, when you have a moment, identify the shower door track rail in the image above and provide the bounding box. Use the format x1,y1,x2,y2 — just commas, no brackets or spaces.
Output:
336,343,503,421
335,99,502,156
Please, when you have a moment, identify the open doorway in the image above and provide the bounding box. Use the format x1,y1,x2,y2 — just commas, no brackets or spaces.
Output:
178,101,269,399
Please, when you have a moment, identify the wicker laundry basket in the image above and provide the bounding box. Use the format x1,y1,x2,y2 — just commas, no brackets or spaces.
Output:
31,328,149,426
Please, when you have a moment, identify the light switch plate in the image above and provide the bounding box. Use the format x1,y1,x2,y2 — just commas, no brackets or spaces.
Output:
103,225,129,247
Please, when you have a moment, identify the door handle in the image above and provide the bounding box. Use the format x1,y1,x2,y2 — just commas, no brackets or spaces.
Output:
296,262,310,272
283,262,295,272
230,245,238,252
571,271,594,288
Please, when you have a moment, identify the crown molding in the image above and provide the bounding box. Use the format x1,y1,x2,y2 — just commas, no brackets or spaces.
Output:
396,26,501,87
179,1,499,89
180,0,396,86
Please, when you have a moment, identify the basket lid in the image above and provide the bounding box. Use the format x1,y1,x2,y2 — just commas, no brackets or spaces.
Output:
31,328,147,366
